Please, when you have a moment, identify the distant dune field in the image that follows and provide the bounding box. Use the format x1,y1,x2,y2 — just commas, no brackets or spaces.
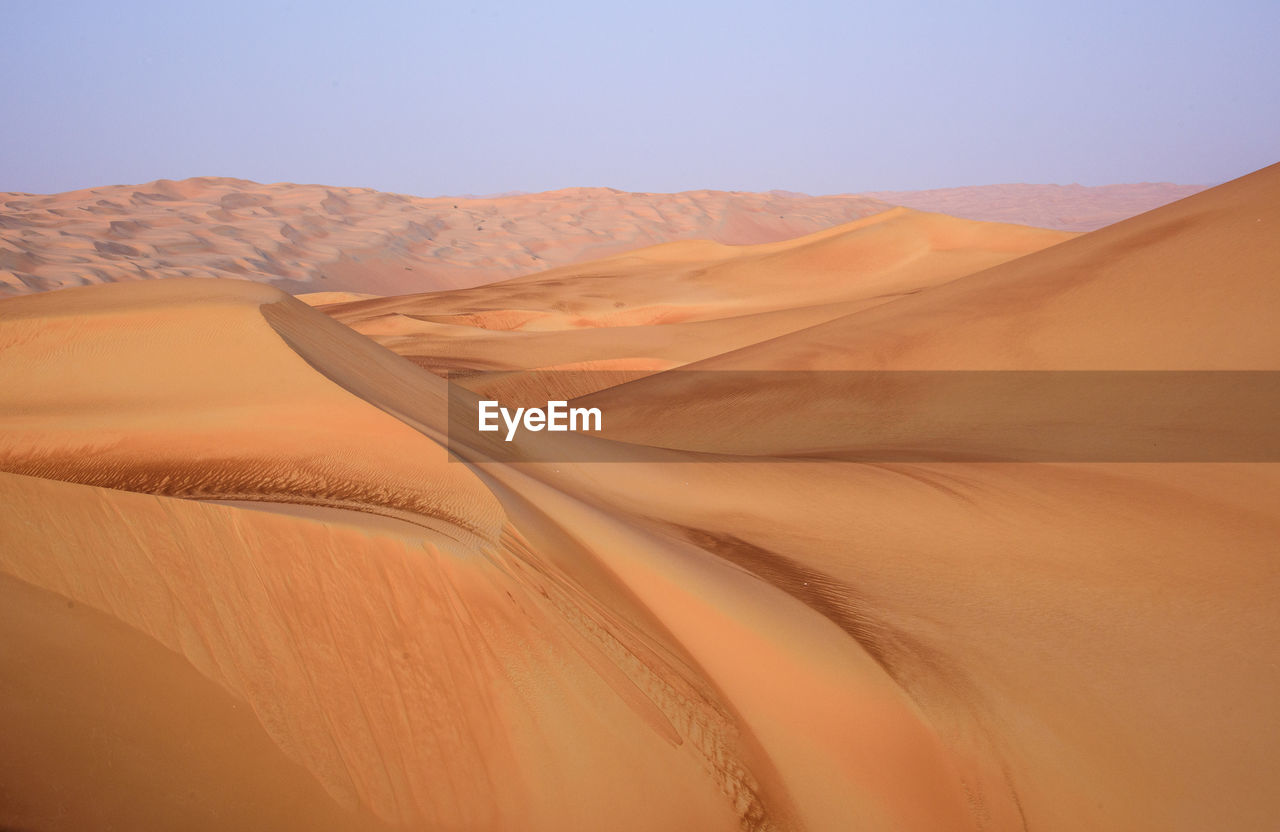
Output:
1,163,1276,831
0,179,889,297
1,178,1201,299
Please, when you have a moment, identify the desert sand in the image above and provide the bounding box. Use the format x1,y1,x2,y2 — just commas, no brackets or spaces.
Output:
322,208,1076,379
0,178,888,297
1,178,1198,299
1,164,1277,831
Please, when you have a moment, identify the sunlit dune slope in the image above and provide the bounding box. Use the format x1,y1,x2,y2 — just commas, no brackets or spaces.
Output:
0,281,766,830
696,163,1280,371
584,162,1280,454
0,279,1002,831
1,163,1278,832
0,472,755,831
0,278,498,538
325,208,1074,376
447,164,1280,831
545,163,1280,831
0,567,393,832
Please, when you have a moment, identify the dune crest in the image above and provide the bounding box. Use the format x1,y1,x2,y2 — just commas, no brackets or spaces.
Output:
2,177,1202,299
324,207,1076,376
0,178,889,297
1,163,1278,831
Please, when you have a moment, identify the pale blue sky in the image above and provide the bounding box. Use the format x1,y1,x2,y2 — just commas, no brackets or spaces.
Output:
3,0,1277,195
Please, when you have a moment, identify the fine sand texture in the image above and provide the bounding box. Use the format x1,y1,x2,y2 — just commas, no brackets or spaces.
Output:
0,163,1276,831
322,208,1077,378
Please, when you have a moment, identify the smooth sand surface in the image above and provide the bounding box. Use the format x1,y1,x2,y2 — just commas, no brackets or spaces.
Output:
324,207,1076,377
295,290,382,306
864,182,1207,230
0,163,1277,831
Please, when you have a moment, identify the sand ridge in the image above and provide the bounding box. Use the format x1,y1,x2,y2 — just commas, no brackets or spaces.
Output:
323,207,1077,378
2,177,1201,299
0,178,889,297
0,163,1277,831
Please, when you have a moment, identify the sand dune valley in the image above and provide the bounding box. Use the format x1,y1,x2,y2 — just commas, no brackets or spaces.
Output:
1,165,1279,832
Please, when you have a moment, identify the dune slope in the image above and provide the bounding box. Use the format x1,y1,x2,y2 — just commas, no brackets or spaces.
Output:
1,163,1277,832
324,208,1075,377
3,177,1200,299
0,280,993,831
0,178,888,297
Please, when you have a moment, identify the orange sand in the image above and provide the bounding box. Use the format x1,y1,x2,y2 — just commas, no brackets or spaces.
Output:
0,163,1277,831
2,178,1198,299
0,179,889,297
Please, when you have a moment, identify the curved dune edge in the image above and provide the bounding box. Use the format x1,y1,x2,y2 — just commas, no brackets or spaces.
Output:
0,164,1278,831
0,569,391,832
0,462,1001,831
0,278,502,544
0,281,999,830
323,206,1076,375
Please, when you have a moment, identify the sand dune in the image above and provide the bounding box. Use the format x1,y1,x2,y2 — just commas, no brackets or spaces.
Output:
296,290,382,306
864,182,1207,230
0,280,987,830
578,162,1280,455
0,279,497,537
2,177,1199,300
324,208,1075,376
1,164,1277,831
0,178,888,297
702,163,1280,371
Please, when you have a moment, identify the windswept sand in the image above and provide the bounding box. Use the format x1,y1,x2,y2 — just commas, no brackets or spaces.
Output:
324,208,1076,377
0,163,1277,831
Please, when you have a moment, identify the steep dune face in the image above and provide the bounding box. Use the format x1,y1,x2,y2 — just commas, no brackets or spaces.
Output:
0,279,499,538
0,472,754,831
641,162,1280,374
324,208,1075,375
0,281,1000,831
576,163,1280,456
0,567,391,832
0,284,728,828
0,178,889,297
551,164,1280,831
1,164,1277,832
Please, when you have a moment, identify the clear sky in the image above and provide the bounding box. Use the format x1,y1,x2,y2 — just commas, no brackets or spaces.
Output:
3,0,1277,196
